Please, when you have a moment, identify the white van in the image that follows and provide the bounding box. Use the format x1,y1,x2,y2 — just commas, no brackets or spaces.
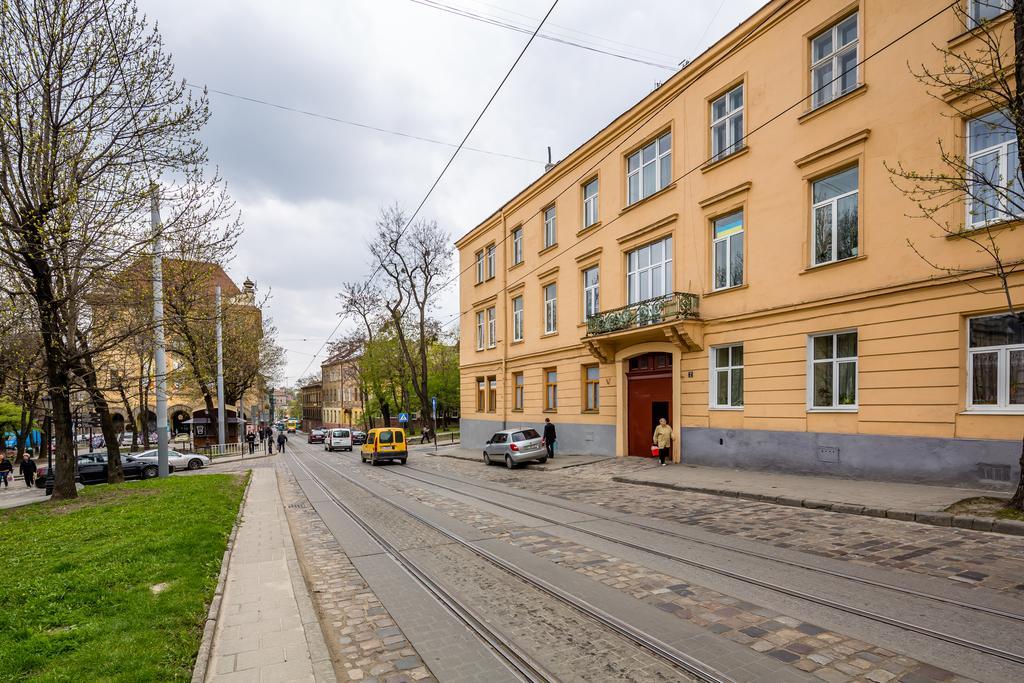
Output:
325,428,353,452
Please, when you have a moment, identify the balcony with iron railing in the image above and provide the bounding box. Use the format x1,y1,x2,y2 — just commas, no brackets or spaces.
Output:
585,292,700,337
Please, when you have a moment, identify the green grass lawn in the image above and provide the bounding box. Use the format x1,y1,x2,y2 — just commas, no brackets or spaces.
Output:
0,473,248,682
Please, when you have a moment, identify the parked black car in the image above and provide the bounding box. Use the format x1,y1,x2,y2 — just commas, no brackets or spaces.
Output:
351,431,367,446
307,429,325,444
76,454,169,484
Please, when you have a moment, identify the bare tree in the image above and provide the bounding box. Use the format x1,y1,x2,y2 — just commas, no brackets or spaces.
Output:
887,4,1024,510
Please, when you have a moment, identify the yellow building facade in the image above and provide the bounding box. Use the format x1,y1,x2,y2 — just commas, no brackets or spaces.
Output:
321,354,364,429
456,0,1024,486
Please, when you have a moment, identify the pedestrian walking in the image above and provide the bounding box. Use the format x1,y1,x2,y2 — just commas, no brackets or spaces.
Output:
246,430,256,454
20,453,37,487
266,431,274,454
542,418,556,459
258,427,265,445
276,431,287,453
0,453,12,487
652,417,673,466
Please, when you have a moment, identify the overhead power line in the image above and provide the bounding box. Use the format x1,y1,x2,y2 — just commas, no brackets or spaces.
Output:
404,0,678,71
188,83,544,165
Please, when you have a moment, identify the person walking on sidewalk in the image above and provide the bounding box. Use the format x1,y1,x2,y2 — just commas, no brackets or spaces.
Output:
266,430,274,455
542,418,557,459
246,430,256,454
653,418,673,466
19,453,37,487
0,453,12,487
276,431,287,453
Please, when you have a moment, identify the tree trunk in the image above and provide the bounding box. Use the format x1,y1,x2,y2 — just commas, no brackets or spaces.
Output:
73,335,123,482
1009,435,1024,511
34,286,77,499
16,406,31,461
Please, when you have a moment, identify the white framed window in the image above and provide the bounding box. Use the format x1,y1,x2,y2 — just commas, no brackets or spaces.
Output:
627,236,672,304
710,344,744,408
475,250,484,284
486,306,496,348
712,211,743,290
544,206,557,247
583,179,599,228
967,110,1021,227
970,0,1011,27
512,296,523,342
808,331,858,410
812,166,858,266
967,313,1024,410
486,244,496,279
627,132,671,204
512,227,523,265
710,85,743,161
583,266,599,320
543,283,557,334
475,311,485,350
811,13,858,109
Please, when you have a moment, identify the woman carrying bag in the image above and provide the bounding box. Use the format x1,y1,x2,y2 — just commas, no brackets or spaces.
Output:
652,418,673,466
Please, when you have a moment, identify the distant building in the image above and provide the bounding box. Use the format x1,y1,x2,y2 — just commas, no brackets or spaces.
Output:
321,353,364,429
299,381,322,432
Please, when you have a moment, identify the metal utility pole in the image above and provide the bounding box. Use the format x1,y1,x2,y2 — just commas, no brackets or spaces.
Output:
216,285,226,446
152,186,170,477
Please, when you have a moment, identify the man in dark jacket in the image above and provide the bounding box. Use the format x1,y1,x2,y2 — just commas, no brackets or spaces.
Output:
542,418,556,459
246,430,256,454
276,431,287,453
0,453,12,487
20,453,37,487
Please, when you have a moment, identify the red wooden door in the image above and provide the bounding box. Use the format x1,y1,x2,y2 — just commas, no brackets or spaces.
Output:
626,353,672,457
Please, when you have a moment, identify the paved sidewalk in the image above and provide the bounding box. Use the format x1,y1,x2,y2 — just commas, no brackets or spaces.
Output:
206,468,334,682
421,445,612,470
615,463,1008,513
0,481,48,509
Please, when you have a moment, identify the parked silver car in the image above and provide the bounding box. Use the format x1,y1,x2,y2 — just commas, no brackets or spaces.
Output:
133,449,210,470
482,428,546,468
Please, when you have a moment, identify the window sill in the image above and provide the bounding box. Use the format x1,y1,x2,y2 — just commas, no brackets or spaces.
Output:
700,146,749,173
509,260,525,271
510,339,524,345
806,407,858,413
948,11,1012,49
797,84,868,124
704,283,748,297
581,409,599,415
947,218,1021,239
541,331,559,338
577,221,602,237
960,409,1024,416
619,183,677,215
709,406,744,411
511,409,523,413
799,254,866,275
485,275,496,282
539,243,558,256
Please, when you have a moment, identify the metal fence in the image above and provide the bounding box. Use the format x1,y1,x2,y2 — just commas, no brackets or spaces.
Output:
198,442,245,458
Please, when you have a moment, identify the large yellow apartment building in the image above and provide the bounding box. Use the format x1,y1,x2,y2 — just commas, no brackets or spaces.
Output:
456,0,1024,486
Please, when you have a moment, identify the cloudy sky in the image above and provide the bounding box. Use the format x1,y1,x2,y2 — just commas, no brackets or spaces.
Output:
139,0,766,385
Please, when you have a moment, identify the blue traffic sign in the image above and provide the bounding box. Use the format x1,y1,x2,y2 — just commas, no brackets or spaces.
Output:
398,412,410,422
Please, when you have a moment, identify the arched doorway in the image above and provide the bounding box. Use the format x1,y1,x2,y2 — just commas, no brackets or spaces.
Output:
626,352,673,457
111,413,125,435
170,407,191,435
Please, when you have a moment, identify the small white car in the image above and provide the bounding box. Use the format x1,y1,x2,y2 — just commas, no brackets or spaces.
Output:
133,449,210,471
325,428,353,452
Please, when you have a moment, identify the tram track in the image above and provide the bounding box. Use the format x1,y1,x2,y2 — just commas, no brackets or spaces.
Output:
369,459,1024,668
289,451,737,683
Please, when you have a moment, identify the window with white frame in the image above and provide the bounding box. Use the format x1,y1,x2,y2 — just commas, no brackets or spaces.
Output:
627,236,673,304
475,311,485,350
712,211,744,290
512,296,523,342
512,227,523,265
811,13,858,109
486,306,496,348
967,110,1021,227
543,283,557,334
970,0,1011,27
812,166,858,266
711,344,744,408
475,250,484,283
544,206,557,247
809,331,858,409
486,244,496,279
711,85,743,161
627,132,671,204
968,312,1024,409
583,266,599,320
583,179,599,228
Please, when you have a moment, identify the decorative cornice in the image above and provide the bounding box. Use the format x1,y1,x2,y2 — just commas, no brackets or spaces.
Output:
794,129,870,168
616,214,678,245
698,181,752,209
537,265,560,281
575,246,604,263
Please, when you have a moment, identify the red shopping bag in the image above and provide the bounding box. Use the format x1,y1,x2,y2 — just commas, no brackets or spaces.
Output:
650,445,660,457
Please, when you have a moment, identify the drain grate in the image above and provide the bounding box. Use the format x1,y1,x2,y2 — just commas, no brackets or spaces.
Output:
978,464,1011,482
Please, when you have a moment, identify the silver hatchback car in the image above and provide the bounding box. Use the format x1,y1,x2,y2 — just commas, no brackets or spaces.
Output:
483,428,547,468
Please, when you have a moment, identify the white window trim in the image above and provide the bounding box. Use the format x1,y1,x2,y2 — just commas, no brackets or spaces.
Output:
811,169,858,266
583,179,599,228
512,296,523,342
475,250,484,284
810,13,859,109
543,283,557,334
627,236,673,304
475,311,484,351
627,133,671,205
966,114,1019,228
709,344,744,410
970,0,1011,27
712,212,743,291
544,207,557,248
583,266,599,320
806,330,859,411
485,244,496,279
710,86,743,161
486,306,496,348
512,228,523,264
966,314,1024,411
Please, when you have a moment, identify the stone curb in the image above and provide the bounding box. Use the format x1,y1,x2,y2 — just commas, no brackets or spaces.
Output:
190,472,253,683
611,475,1024,537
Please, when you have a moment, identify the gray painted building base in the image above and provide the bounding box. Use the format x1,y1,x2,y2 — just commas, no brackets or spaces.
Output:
682,427,1020,489
460,418,617,457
